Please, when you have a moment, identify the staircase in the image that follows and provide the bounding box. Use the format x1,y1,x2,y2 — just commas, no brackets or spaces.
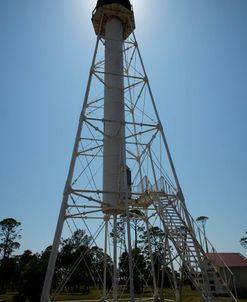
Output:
150,189,237,302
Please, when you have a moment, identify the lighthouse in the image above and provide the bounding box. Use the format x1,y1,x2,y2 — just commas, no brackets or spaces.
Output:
40,1,238,302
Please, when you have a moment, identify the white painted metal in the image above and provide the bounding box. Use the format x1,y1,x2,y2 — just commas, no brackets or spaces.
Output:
103,17,126,213
103,216,109,300
125,200,135,302
40,34,102,302
144,213,158,298
113,214,118,302
40,2,238,302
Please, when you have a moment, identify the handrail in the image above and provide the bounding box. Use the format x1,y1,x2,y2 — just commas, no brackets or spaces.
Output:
132,175,237,300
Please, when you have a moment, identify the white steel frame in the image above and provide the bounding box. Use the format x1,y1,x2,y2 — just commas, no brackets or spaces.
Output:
40,4,237,302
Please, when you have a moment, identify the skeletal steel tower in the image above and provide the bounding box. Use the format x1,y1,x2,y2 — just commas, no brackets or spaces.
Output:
41,1,238,302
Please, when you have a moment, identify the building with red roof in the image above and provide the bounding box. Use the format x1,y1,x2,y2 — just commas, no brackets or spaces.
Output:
207,253,247,298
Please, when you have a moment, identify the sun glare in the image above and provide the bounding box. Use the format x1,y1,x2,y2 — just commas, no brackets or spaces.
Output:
81,1,96,17
130,0,150,23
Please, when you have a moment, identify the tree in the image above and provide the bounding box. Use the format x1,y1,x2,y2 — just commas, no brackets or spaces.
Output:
109,209,145,256
196,216,208,231
57,229,92,293
0,218,21,291
240,231,247,249
119,248,146,293
14,250,48,302
138,226,174,289
90,246,112,290
2,257,18,290
110,216,127,251
13,247,54,302
129,209,145,250
0,218,21,261
196,216,209,253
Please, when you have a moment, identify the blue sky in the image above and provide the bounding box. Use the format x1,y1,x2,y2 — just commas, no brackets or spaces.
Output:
0,0,246,256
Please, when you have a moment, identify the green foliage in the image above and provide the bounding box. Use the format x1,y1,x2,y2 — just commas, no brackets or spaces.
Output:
0,218,21,260
1,285,247,301
110,210,145,251
1,219,245,302
110,216,127,250
90,246,112,290
240,231,247,249
119,248,146,293
14,248,50,302
0,218,21,292
56,230,93,293
138,226,165,252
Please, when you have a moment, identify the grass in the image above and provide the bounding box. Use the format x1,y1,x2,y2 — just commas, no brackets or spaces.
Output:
0,292,16,302
52,286,247,302
1,287,247,302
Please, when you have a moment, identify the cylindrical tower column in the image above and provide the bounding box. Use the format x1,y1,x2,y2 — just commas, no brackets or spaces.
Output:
103,17,125,212
92,0,135,213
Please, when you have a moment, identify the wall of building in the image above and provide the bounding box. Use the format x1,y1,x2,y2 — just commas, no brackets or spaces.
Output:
231,267,247,298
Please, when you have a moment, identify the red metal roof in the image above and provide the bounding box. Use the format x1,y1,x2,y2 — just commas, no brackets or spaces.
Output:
207,253,247,267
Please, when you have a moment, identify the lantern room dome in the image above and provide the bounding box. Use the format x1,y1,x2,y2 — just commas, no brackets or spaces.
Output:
96,0,131,11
